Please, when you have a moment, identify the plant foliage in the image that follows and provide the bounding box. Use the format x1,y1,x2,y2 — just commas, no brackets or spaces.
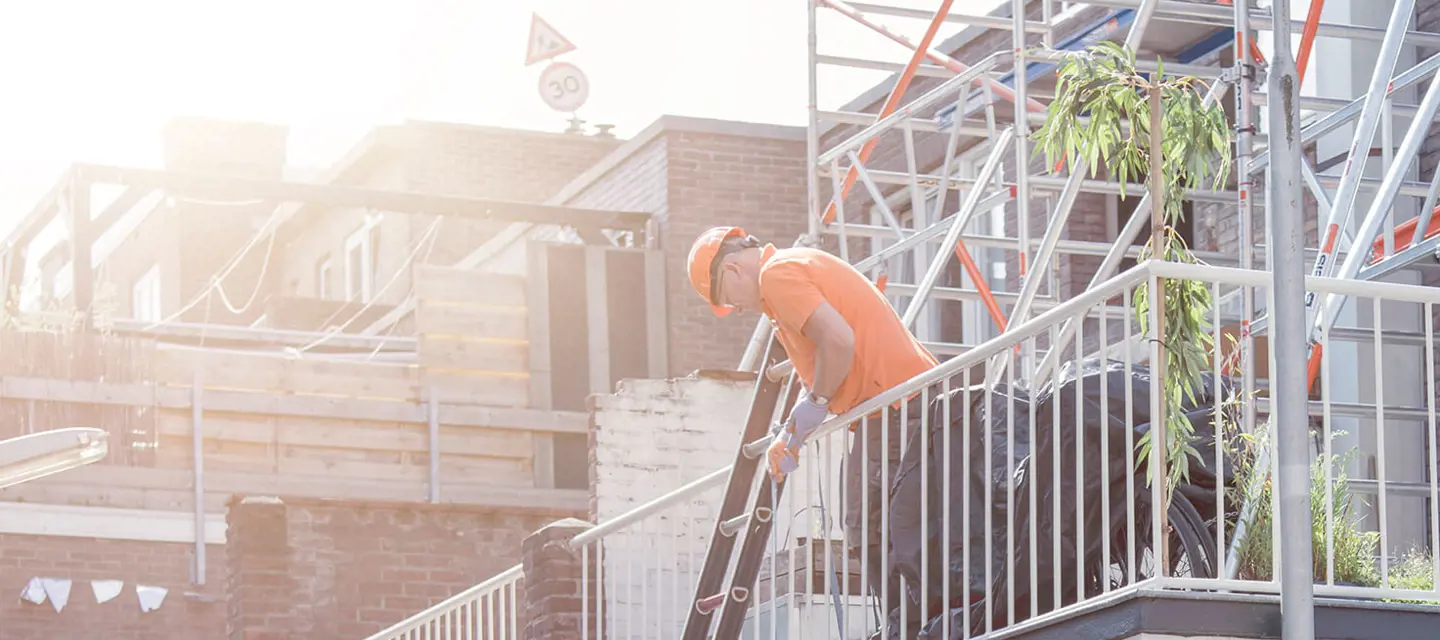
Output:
1031,41,1233,499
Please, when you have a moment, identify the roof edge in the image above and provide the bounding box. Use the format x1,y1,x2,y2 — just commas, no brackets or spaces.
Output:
548,114,804,207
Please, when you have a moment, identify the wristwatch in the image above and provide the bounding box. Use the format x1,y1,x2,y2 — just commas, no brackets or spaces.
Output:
809,392,830,407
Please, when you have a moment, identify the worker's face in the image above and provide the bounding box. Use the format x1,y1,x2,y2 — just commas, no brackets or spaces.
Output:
714,257,761,314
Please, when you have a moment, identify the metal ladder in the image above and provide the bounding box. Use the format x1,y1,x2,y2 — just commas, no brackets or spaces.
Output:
680,335,802,640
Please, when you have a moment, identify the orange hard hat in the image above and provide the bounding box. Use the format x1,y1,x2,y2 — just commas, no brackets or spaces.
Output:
686,226,747,317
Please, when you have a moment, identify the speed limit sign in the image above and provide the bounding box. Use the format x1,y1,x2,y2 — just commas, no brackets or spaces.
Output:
538,61,589,113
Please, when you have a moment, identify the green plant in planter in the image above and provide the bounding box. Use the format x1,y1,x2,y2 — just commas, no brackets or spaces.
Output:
1227,427,1380,585
1386,550,1437,603
1223,422,1440,596
1032,40,1232,501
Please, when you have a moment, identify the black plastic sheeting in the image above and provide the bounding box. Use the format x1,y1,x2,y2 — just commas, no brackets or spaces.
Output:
879,357,1244,639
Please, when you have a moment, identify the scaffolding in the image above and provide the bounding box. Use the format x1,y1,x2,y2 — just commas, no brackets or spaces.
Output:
702,0,1440,637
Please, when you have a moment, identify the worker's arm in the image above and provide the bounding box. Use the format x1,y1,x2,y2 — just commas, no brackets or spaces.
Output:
757,261,856,477
799,301,855,402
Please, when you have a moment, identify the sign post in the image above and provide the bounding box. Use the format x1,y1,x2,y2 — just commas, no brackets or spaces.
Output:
524,13,591,129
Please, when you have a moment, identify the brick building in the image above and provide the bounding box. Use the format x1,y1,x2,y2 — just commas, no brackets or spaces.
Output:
2,1,1439,638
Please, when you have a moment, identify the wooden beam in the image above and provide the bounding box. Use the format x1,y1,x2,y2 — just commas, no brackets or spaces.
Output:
70,180,93,320
110,318,416,352
585,245,611,396
2,464,588,514
528,241,555,489
0,377,589,434
644,248,670,378
76,163,652,231
0,501,226,544
2,168,71,250
88,187,149,248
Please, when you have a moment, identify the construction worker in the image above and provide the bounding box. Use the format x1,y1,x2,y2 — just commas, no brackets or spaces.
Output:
686,226,937,632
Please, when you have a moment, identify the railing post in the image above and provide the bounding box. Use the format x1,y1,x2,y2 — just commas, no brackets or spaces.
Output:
522,518,600,639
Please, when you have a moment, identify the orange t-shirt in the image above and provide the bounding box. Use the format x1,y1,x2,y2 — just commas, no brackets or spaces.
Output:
757,244,939,415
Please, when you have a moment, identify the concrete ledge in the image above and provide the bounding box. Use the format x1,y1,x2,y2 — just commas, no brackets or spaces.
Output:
993,588,1440,640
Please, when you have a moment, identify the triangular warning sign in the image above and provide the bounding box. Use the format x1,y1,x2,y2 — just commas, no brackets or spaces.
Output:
526,14,576,67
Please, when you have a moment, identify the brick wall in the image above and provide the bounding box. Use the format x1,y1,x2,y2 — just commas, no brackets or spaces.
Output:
0,534,225,639
400,122,624,271
401,121,621,202
554,119,809,377
224,496,569,639
587,371,756,637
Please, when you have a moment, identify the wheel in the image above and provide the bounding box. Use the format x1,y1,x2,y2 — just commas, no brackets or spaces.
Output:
1105,482,1217,587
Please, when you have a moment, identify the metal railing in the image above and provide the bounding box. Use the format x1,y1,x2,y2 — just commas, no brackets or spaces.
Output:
366,259,1440,638
363,565,525,639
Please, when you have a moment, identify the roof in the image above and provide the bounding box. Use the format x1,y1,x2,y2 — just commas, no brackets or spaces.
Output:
550,114,805,207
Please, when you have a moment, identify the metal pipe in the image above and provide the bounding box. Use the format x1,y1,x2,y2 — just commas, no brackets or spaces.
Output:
427,397,441,503
1236,0,1259,475
1300,0,1419,381
821,220,1233,263
901,128,1015,328
1250,52,1440,172
821,0,1047,112
192,367,206,586
1083,0,1440,50
831,166,1245,201
818,0,960,225
1315,46,1440,348
845,1,1051,32
818,54,1001,165
1296,0,1405,291
1264,0,1316,633
806,0,821,242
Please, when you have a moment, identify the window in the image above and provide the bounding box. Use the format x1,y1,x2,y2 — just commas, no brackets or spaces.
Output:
316,256,332,300
344,216,382,302
132,265,161,322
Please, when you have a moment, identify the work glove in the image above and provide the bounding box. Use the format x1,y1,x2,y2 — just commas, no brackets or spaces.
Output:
765,392,831,479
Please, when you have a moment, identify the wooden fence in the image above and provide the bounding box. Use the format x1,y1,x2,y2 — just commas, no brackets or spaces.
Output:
0,265,587,514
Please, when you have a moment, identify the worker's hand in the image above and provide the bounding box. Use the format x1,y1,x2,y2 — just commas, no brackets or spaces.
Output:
766,427,799,479
787,392,831,442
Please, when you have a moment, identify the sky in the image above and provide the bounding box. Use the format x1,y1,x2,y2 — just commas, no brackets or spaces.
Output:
0,0,1001,232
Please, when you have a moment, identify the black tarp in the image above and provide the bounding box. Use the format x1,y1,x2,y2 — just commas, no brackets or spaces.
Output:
879,358,1243,639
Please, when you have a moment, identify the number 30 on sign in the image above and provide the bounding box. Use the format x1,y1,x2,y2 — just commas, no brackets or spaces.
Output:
538,62,589,113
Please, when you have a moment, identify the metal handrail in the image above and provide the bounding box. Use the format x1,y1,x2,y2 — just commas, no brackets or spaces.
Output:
361,564,522,640
578,260,1157,545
